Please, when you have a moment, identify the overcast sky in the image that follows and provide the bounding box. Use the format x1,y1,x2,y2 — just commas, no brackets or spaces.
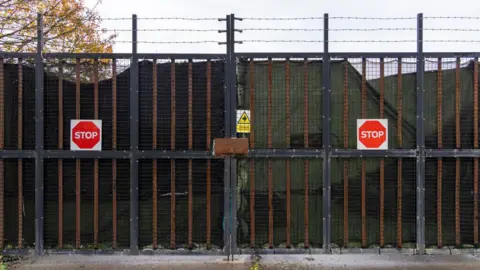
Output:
84,0,480,54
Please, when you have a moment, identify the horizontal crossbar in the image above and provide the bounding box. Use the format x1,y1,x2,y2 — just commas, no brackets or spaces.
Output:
331,149,417,158
425,149,480,158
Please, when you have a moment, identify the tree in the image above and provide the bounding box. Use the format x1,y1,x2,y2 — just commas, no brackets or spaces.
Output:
0,0,115,53
0,0,116,80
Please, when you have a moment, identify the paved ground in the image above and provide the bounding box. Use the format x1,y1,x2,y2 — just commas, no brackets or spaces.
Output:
5,254,480,269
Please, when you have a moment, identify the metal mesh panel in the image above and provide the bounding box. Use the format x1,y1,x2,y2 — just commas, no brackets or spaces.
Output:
425,158,476,248
138,59,225,151
237,58,323,149
138,159,224,249
43,159,130,249
237,158,323,249
331,158,416,248
44,59,131,151
3,159,35,249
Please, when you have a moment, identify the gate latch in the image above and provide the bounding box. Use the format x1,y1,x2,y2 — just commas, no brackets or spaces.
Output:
213,138,249,157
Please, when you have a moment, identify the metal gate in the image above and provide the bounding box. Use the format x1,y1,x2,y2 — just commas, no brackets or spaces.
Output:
1,13,480,257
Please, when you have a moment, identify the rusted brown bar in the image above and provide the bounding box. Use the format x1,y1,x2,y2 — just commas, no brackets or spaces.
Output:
75,58,81,249
187,60,193,249
93,59,99,249
397,59,403,248
248,59,255,248
455,57,461,247
18,59,23,249
112,59,117,249
170,59,176,249
474,58,479,246
285,59,291,248
437,58,443,248
303,58,309,248
206,60,212,248
361,58,367,248
343,59,349,247
267,58,273,248
0,58,4,250
152,59,158,249
58,61,64,248
379,58,385,248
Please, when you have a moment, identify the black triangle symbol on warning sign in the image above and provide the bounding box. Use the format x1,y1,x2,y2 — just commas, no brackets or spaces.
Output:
238,112,250,124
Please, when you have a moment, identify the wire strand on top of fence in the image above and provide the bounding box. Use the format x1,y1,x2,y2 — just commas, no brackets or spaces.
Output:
136,17,221,21
239,16,417,20
98,28,223,32
237,39,480,43
115,40,223,44
237,27,480,32
424,16,480,19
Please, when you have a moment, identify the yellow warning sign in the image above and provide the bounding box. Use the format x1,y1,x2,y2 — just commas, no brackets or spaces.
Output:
236,110,251,133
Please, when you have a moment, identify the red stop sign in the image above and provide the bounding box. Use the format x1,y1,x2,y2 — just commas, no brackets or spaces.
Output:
357,120,387,149
71,120,102,150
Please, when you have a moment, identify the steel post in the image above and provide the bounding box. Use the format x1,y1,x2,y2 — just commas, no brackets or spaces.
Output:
35,12,45,256
130,14,139,255
322,13,331,254
416,13,426,255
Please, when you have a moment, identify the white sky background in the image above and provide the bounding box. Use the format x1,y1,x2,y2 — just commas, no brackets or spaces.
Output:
84,0,480,54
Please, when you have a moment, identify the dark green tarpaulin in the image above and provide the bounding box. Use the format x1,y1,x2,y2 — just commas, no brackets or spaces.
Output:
236,59,479,248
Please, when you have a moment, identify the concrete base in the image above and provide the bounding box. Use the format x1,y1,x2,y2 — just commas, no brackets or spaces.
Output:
8,254,480,270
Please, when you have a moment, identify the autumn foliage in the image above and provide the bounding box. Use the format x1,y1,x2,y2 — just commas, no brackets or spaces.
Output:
0,0,115,53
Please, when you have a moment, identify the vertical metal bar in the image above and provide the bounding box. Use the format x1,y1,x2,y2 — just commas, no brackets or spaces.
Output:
267,58,273,248
112,59,117,249
437,58,443,248
248,59,255,248
152,59,158,249
93,59,99,249
170,59,176,249
343,59,349,248
223,15,231,256
35,13,45,255
18,59,23,249
0,58,4,251
416,13,426,254
303,58,309,248
397,59,403,248
379,58,385,248
455,57,461,247
58,61,64,249
474,58,479,246
206,60,212,248
322,13,331,253
361,57,367,249
229,14,238,255
130,14,139,255
285,58,291,248
188,59,193,249
75,58,81,249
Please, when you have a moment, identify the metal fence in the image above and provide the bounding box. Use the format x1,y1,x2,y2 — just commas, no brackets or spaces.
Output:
2,13,480,257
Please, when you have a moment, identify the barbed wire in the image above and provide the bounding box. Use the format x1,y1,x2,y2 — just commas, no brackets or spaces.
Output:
100,17,135,21
5,26,480,33
330,16,416,20
137,17,220,21
239,17,323,20
239,16,417,20
3,15,480,21
101,16,220,21
238,27,480,32
238,39,480,43
115,40,222,44
239,16,480,21
424,16,480,19
97,28,222,32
